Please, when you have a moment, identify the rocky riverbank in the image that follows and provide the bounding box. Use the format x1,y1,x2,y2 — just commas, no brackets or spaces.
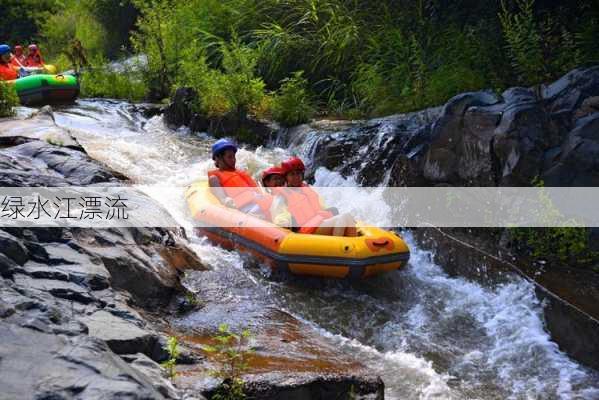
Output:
0,109,385,399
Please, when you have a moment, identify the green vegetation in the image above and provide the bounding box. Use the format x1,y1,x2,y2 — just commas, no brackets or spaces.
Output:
2,0,137,60
2,0,597,115
161,336,180,381
185,291,201,307
509,179,598,266
79,57,148,101
271,71,315,126
0,81,19,118
128,0,598,116
204,324,252,400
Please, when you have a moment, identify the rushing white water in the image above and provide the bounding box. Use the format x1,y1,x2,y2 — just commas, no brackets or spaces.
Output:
52,100,599,400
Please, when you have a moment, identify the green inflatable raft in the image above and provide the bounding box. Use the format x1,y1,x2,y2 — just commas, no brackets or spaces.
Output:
13,74,79,106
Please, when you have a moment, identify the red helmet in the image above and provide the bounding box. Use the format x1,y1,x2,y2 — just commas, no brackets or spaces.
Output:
261,166,285,183
281,157,305,174
28,44,38,52
14,45,23,53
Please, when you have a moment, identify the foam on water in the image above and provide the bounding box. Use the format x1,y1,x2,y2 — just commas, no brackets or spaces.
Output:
399,233,599,399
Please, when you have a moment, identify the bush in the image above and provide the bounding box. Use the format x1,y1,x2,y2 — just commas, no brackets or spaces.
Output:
510,227,592,265
350,63,392,117
161,336,179,381
271,71,315,126
425,64,487,106
0,81,19,118
0,0,56,44
80,57,148,101
499,0,583,84
176,35,266,120
178,54,230,117
220,37,265,120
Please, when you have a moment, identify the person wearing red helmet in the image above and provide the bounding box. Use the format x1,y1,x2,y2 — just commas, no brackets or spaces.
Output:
24,44,45,68
208,139,272,218
271,157,357,236
261,166,286,189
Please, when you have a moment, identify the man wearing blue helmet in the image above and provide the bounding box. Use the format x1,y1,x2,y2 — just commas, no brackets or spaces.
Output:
208,139,273,218
0,44,18,81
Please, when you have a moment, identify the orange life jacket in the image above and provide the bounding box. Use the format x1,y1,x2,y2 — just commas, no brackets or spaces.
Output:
0,63,18,81
25,54,44,68
10,55,25,68
274,185,333,234
208,169,272,217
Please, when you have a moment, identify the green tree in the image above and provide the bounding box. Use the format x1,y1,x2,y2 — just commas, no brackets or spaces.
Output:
131,0,186,99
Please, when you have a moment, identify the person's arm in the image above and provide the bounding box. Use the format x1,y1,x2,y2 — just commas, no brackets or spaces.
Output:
209,176,235,207
271,196,292,228
316,188,338,215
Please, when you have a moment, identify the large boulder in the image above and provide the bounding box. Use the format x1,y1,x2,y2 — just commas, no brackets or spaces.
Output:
543,113,599,186
423,91,501,184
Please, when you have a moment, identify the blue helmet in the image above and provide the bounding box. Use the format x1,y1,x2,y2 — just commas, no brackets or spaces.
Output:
211,138,237,159
0,44,10,56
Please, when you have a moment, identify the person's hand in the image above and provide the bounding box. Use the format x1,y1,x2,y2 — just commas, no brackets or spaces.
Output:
223,197,236,208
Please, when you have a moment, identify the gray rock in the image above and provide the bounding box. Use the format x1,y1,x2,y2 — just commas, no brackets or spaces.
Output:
0,252,24,278
13,140,119,185
0,229,29,265
80,310,163,358
123,353,181,399
0,322,169,399
543,113,599,186
286,66,599,188
13,273,96,305
72,229,182,308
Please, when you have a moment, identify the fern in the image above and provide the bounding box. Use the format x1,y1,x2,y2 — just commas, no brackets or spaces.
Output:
499,0,545,84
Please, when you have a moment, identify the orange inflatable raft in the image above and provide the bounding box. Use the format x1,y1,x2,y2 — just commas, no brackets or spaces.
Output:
185,182,410,279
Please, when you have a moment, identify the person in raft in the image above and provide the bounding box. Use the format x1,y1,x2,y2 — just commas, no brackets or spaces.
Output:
261,165,286,191
208,138,272,219
24,44,45,68
0,45,18,81
10,45,26,68
270,157,357,237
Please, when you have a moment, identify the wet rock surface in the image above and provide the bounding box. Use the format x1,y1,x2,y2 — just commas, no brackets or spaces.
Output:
0,224,202,399
0,112,207,400
174,308,384,400
281,66,599,187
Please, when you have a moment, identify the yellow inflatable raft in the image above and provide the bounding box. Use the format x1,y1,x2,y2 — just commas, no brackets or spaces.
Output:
185,182,410,279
